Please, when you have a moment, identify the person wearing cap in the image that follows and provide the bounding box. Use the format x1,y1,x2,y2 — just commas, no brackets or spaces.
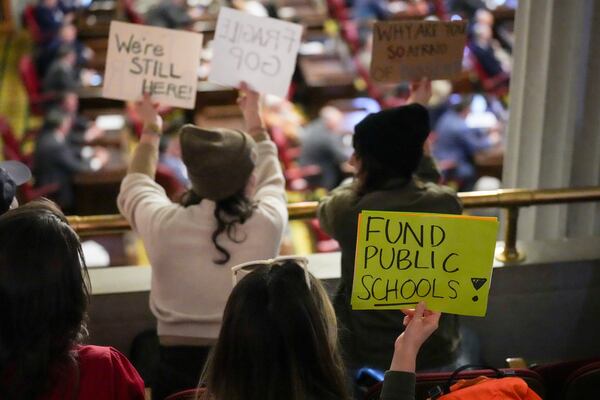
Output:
117,84,287,400
318,79,466,373
0,161,32,214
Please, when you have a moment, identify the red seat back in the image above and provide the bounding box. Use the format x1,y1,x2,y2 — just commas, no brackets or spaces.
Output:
156,165,186,201
22,5,44,44
123,0,145,24
19,55,48,115
564,361,600,400
0,117,26,163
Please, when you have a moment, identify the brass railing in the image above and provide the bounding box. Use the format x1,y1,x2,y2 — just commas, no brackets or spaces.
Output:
67,186,600,263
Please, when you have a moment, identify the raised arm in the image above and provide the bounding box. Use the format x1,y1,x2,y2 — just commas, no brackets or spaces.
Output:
237,82,287,230
406,78,443,183
128,94,163,179
238,82,268,143
380,302,441,400
118,95,170,234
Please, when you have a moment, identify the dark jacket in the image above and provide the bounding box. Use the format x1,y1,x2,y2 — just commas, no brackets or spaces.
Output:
299,119,349,190
35,4,64,42
34,131,88,209
37,39,87,77
43,60,79,93
318,157,463,371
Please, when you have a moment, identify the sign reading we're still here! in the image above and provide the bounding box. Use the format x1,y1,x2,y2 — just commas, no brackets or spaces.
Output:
103,21,203,109
351,211,498,317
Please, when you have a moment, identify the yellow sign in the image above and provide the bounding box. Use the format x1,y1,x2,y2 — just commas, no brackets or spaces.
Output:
351,211,498,316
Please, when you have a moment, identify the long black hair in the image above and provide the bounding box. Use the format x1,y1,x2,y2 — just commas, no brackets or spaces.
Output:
202,261,349,400
180,188,256,265
0,199,89,400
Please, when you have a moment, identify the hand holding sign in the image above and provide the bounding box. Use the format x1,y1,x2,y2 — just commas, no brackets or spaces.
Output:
407,78,432,106
351,211,498,316
237,82,264,134
135,94,162,133
391,302,441,372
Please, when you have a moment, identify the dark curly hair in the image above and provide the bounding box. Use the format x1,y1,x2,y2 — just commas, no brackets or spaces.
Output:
180,189,256,265
0,199,90,400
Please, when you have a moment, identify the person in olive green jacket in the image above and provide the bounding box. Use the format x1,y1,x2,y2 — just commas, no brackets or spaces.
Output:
318,79,464,372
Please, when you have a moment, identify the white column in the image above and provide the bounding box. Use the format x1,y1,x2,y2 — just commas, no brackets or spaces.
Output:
503,0,600,240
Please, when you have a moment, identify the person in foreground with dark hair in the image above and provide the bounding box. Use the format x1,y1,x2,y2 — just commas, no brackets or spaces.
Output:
0,199,145,400
117,84,287,400
200,258,440,400
318,79,465,374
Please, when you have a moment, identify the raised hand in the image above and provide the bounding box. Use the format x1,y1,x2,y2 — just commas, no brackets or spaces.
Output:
407,78,432,106
237,81,264,135
136,93,163,133
390,302,441,372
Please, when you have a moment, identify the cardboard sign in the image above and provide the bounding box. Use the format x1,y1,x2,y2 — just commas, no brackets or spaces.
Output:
370,20,467,83
102,21,203,109
351,211,498,317
209,7,303,98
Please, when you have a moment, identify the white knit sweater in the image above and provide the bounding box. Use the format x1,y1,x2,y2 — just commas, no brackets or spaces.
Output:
117,140,287,340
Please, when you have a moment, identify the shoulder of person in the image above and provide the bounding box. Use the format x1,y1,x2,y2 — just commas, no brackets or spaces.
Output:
420,181,463,210
76,345,140,377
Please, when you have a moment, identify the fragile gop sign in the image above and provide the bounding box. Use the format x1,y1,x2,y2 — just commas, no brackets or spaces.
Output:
209,7,303,97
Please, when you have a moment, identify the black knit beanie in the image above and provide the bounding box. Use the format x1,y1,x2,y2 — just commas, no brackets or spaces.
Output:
353,103,430,177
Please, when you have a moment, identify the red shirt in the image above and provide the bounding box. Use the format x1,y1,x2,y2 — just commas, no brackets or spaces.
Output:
45,345,145,400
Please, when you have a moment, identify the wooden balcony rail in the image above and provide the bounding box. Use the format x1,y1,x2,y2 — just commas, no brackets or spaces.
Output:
67,186,600,263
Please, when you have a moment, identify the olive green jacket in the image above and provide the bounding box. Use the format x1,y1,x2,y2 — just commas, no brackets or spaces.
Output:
318,157,462,370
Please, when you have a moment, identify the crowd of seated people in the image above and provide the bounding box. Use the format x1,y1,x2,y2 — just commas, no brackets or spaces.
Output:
9,0,110,211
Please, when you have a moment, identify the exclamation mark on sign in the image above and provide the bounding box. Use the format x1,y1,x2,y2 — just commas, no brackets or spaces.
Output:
471,278,487,302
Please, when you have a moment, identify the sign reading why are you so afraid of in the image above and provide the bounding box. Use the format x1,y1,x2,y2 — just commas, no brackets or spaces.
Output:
351,211,498,317
103,21,203,109
209,7,303,98
370,20,467,83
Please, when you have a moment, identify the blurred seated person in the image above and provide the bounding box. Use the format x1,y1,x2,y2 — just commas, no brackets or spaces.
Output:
299,106,352,190
37,24,93,78
34,109,108,211
35,0,74,43
53,91,105,146
159,133,190,188
145,0,200,30
43,45,80,94
432,95,503,191
353,0,389,20
445,0,486,18
468,23,511,84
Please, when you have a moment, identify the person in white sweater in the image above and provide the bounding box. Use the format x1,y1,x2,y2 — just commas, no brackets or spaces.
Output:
117,83,288,400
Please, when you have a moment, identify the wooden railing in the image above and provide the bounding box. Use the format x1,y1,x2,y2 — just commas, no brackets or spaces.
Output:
67,186,600,263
